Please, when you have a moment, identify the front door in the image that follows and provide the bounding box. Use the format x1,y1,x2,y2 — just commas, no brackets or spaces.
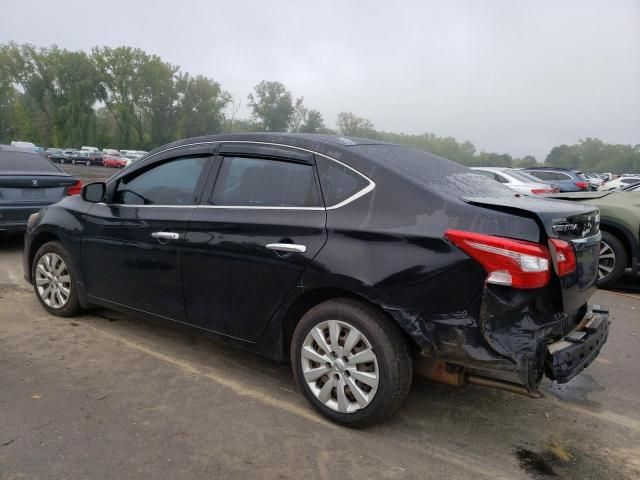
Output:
82,153,212,321
182,144,327,340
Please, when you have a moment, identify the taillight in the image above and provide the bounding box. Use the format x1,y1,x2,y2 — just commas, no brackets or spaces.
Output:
530,188,554,195
575,181,589,190
548,238,576,276
66,180,83,195
444,229,551,289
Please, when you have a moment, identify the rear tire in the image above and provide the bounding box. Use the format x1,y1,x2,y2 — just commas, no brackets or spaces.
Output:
32,241,81,317
291,298,412,426
597,231,627,288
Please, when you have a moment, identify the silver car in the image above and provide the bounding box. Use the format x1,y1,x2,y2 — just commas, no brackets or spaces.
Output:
471,167,560,195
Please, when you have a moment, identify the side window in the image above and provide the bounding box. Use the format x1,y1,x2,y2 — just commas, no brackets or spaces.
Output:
114,156,208,205
493,173,509,183
528,170,545,180
548,172,571,181
315,156,369,207
212,156,321,207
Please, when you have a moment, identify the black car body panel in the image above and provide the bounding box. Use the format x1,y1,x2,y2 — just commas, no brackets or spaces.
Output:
23,133,608,391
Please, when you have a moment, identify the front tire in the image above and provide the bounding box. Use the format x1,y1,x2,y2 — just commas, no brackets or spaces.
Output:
291,298,412,426
597,231,627,288
32,241,81,317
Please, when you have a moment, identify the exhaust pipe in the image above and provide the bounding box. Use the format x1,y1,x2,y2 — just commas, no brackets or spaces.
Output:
414,357,543,399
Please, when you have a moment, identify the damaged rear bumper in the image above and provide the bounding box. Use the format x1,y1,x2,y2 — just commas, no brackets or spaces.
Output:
545,306,610,383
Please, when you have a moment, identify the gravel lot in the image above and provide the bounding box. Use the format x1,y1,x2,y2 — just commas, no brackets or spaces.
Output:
1,192,640,479
58,163,118,184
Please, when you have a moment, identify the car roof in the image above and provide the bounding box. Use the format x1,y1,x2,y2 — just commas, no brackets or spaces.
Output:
145,133,390,159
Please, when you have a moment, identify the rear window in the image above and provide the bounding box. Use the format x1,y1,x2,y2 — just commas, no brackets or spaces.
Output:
507,170,542,182
356,145,514,198
0,151,60,173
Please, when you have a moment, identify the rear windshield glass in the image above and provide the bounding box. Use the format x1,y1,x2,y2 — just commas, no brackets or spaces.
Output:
507,170,543,182
356,145,514,197
0,151,60,173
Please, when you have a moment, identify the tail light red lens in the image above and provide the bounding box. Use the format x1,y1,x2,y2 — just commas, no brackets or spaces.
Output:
66,180,83,196
530,188,555,195
444,229,551,289
575,181,589,190
547,238,576,276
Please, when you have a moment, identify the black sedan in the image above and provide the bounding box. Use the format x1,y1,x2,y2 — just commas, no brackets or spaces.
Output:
0,144,82,233
23,134,608,425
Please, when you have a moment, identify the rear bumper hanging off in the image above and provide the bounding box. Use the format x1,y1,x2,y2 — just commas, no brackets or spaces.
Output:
545,305,610,384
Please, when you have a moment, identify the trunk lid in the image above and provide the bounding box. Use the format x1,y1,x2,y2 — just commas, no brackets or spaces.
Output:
0,174,75,205
0,174,77,226
462,195,600,314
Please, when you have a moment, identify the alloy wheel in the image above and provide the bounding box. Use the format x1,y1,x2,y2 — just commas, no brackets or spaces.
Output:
35,253,71,309
300,320,379,413
598,240,616,281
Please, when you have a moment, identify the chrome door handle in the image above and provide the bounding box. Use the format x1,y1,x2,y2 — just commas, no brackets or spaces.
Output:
151,231,180,241
266,243,307,253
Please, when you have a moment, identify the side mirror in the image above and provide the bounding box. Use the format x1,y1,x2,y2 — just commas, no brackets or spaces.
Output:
82,182,106,203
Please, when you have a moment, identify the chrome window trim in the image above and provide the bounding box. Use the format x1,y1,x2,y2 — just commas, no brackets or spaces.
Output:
104,140,375,211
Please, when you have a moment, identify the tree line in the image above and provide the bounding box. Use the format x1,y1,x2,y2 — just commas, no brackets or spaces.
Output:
1,43,637,173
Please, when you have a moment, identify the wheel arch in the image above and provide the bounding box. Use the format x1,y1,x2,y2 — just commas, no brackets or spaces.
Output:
280,287,418,361
28,231,62,274
600,221,636,267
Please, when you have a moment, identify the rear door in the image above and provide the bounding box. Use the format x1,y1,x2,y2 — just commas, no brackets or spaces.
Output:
81,146,214,320
182,143,327,340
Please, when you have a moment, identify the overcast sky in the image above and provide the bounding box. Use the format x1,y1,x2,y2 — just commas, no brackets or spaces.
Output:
1,0,638,159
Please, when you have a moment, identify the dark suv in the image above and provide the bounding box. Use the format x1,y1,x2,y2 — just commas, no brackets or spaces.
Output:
23,134,609,425
523,167,594,192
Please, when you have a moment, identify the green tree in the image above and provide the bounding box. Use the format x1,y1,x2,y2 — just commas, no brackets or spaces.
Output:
92,46,148,147
288,97,307,132
175,74,230,138
513,155,538,168
247,81,294,132
0,46,17,142
139,56,179,146
336,112,376,138
300,109,325,133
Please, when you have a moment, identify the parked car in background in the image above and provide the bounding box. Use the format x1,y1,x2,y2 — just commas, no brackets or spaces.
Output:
523,167,594,192
102,148,120,156
600,176,640,191
43,148,62,159
80,146,100,153
549,189,640,287
73,151,104,166
471,167,559,195
49,149,82,164
0,144,82,232
24,133,608,426
581,172,605,188
10,141,37,150
103,154,127,168
119,149,148,160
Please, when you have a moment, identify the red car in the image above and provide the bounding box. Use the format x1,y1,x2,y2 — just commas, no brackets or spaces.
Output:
103,155,128,168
